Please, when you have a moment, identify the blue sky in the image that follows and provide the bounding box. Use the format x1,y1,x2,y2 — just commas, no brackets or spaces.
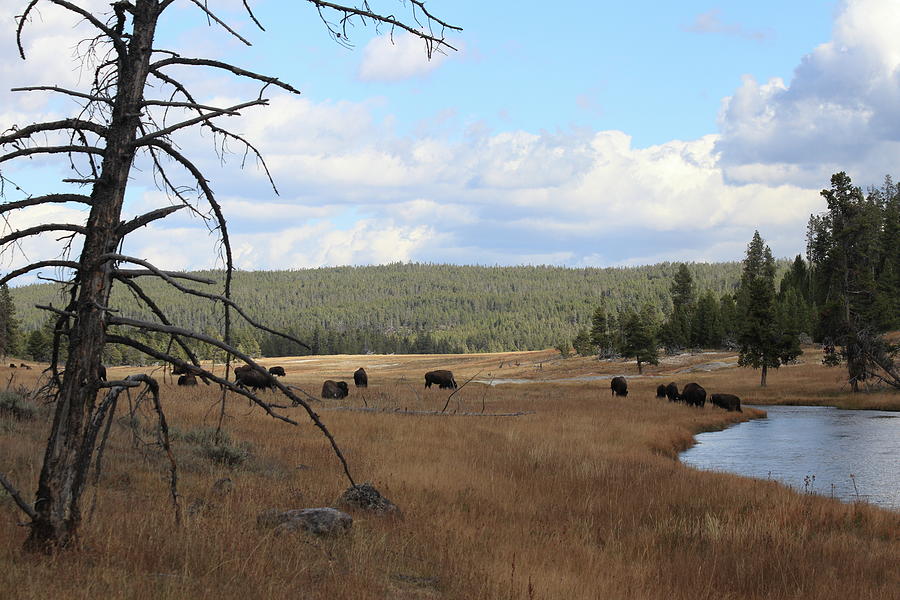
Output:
3,0,897,277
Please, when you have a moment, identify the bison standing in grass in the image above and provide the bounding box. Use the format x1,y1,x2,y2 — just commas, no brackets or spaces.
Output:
424,370,457,389
656,384,667,398
322,380,349,399
354,367,368,388
234,365,276,392
665,382,681,403
268,366,286,377
177,374,197,386
610,376,628,397
711,393,742,412
682,382,706,407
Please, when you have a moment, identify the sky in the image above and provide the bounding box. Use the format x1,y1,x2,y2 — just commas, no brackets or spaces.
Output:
1,0,898,278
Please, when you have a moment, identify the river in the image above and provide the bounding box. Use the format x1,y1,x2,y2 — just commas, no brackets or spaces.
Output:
680,405,900,510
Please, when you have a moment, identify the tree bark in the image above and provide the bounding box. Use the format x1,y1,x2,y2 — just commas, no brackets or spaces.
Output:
25,1,159,552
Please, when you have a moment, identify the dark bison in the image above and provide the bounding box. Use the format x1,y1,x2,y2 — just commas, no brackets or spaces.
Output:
19,363,30,370
172,364,190,375
710,393,742,412
610,376,628,397
177,374,197,386
682,382,706,407
234,365,276,392
268,366,286,377
656,384,667,398
665,382,681,403
8,363,16,368
353,367,368,388
424,370,457,389
322,380,349,399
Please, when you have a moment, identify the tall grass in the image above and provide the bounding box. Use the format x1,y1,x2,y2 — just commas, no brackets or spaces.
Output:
0,351,897,599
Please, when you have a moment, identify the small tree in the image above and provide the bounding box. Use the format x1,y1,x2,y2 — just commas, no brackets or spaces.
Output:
1,0,459,552
589,303,616,357
572,328,594,356
620,304,659,374
0,283,20,357
737,231,801,386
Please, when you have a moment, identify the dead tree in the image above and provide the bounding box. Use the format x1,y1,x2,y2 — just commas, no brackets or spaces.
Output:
0,0,459,552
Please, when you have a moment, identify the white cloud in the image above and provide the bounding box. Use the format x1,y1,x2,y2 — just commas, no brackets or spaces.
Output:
357,32,451,82
716,0,900,186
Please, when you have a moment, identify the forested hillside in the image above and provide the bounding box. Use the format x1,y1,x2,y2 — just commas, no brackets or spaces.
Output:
10,262,768,360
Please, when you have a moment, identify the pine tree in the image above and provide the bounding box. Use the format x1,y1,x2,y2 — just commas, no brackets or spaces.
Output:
660,263,695,351
589,304,615,357
737,231,802,386
0,283,20,357
621,304,659,374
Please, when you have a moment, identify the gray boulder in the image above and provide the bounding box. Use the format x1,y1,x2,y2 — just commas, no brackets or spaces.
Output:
257,507,352,537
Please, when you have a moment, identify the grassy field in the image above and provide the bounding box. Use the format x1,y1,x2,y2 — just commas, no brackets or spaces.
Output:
1,348,898,599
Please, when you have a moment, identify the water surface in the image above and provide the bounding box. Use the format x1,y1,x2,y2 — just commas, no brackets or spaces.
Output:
681,405,900,510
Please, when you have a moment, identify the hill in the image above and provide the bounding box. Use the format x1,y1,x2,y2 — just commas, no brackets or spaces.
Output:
10,261,781,356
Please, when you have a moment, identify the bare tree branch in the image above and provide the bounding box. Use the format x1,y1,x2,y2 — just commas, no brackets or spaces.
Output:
0,194,92,215
0,260,80,287
11,86,113,105
116,205,186,236
132,99,268,146
104,253,310,351
150,57,302,95
0,471,37,520
1,145,104,164
184,0,253,46
0,119,107,146
113,269,216,285
0,224,86,247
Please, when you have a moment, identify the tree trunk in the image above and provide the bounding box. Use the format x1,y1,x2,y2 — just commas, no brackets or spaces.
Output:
25,3,159,552
760,364,768,387
637,359,643,375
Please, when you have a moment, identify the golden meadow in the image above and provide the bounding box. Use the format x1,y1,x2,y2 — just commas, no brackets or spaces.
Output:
1,347,898,599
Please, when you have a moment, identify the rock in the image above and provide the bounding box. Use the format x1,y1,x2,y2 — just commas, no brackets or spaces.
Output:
336,482,402,517
258,507,352,537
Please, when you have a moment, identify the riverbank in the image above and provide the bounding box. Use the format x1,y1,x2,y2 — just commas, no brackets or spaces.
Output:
1,358,897,599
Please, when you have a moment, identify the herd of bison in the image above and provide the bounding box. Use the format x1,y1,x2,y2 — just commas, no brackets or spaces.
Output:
610,375,742,412
7,360,740,410
165,363,741,411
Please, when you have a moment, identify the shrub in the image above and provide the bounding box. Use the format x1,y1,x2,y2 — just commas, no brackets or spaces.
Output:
0,391,37,420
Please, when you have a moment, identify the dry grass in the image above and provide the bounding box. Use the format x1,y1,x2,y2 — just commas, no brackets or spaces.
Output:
0,350,897,600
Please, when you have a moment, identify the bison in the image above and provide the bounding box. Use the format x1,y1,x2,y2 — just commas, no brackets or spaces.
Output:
665,382,681,403
682,382,706,407
710,393,742,412
656,384,667,398
424,370,457,389
177,374,197,386
172,364,191,375
353,367,368,388
8,363,16,369
234,365,276,392
610,376,628,397
268,366,286,377
322,380,349,399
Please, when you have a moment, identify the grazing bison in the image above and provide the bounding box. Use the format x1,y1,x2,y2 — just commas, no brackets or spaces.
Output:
353,367,368,388
424,370,457,389
610,376,628,397
322,380,349,399
177,374,197,386
8,363,16,369
665,382,681,403
234,365,276,392
711,393,742,412
682,382,706,407
656,384,667,398
172,364,190,375
268,366,286,377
